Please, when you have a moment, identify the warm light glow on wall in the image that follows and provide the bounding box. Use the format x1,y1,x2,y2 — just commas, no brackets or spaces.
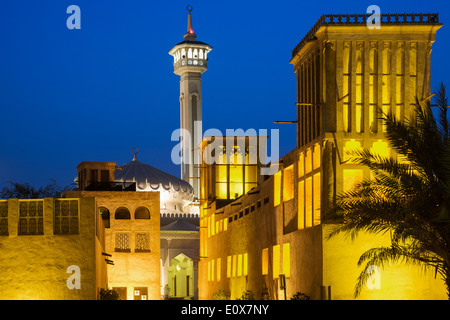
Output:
344,140,362,162
273,245,280,279
274,171,281,206
283,165,294,201
343,169,364,193
371,140,389,159
282,244,291,278
262,248,269,275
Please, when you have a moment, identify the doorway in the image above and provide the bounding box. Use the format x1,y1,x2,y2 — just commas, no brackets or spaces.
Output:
168,253,194,299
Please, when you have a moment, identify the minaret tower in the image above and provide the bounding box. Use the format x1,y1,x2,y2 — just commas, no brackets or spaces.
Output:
169,5,212,214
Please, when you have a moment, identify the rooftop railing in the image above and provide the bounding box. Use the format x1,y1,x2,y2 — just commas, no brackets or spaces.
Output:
292,13,440,58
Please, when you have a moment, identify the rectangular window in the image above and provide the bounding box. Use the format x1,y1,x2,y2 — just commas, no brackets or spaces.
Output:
115,232,130,252
217,258,221,282
237,254,243,277
19,200,43,235
313,144,321,170
298,153,304,178
298,181,305,229
243,253,248,276
283,165,294,201
227,256,232,278
208,261,211,281
230,183,243,199
305,177,312,228
215,183,228,200
282,243,291,278
262,248,269,275
245,165,257,183
54,199,79,235
273,245,280,279
305,148,312,173
313,173,321,226
274,171,281,206
207,216,211,238
211,259,215,281
232,255,237,277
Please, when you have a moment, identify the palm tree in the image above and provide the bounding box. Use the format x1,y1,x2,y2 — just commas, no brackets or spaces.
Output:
324,83,450,298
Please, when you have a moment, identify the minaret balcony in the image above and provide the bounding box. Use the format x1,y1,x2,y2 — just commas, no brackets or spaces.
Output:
173,58,208,70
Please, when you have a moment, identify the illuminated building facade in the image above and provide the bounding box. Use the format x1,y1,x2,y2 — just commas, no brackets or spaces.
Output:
0,197,107,300
198,13,448,299
66,151,199,300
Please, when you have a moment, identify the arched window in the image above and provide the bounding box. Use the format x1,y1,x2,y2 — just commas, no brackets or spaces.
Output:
135,206,150,219
115,207,130,219
99,206,110,228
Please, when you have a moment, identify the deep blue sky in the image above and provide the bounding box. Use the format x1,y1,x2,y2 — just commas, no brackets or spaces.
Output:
0,0,449,189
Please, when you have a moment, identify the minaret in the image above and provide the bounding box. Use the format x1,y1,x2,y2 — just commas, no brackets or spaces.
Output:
169,5,212,214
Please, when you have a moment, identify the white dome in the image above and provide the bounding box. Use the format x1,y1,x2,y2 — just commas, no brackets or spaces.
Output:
115,158,194,208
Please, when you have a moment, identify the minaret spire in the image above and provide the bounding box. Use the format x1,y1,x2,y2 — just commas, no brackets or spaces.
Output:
184,5,197,40
169,5,212,215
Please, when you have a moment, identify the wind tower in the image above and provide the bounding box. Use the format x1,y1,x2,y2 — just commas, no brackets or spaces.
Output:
169,5,212,214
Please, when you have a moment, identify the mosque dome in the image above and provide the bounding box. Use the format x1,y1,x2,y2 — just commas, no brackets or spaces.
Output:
114,149,194,209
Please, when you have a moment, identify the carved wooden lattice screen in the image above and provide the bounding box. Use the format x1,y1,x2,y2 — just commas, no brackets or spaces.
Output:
115,232,130,252
0,201,8,236
18,200,43,235
135,232,150,252
54,199,79,235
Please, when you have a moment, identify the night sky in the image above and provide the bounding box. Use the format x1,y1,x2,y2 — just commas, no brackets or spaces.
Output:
0,0,449,190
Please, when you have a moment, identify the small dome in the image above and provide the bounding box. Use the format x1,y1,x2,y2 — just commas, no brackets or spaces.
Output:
115,157,194,207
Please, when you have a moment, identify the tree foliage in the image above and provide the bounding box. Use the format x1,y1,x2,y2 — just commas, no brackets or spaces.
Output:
0,180,70,199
